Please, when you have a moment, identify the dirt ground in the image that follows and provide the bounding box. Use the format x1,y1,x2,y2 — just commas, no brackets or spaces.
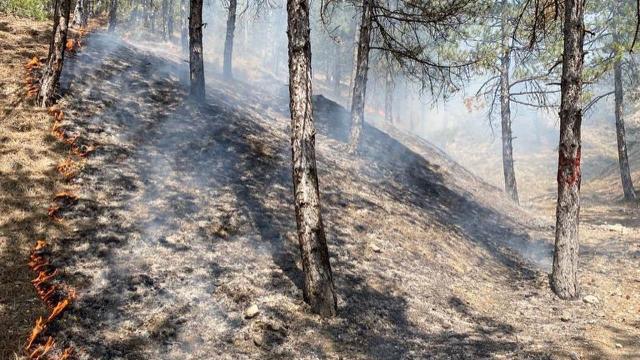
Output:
1,16,639,360
0,15,60,359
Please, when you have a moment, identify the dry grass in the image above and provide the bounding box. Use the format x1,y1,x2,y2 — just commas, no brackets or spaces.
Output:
0,14,62,359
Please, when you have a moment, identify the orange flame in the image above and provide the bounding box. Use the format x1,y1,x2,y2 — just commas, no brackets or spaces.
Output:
56,158,80,180
59,347,73,360
65,39,77,52
25,317,45,350
34,239,48,251
47,298,72,323
32,269,58,286
25,56,41,69
29,336,55,359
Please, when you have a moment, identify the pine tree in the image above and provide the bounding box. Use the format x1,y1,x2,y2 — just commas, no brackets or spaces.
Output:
189,0,205,99
37,0,73,107
552,0,585,300
286,0,338,317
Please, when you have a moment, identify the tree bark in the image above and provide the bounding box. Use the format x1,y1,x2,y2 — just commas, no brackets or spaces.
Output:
348,24,359,100
286,0,337,317
149,0,156,32
552,0,585,300
161,0,169,39
180,0,188,54
108,0,117,32
384,64,393,124
189,0,205,99
167,0,174,39
223,0,237,80
72,0,87,28
332,42,341,95
499,0,519,204
613,57,637,201
348,0,373,154
37,0,72,107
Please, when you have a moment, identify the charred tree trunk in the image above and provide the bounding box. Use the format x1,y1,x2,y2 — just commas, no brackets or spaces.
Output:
384,65,393,124
180,0,188,53
286,0,337,317
552,0,585,300
499,3,519,204
613,57,637,201
223,0,237,80
37,0,72,107
189,0,205,99
348,0,373,154
108,0,117,32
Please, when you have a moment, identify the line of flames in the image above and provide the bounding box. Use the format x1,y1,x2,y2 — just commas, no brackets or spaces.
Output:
25,56,42,98
26,239,76,359
24,22,97,360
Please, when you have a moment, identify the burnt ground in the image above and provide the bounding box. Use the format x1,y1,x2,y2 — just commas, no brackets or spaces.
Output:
23,31,640,359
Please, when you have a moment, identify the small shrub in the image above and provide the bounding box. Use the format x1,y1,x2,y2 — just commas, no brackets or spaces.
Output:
0,0,49,20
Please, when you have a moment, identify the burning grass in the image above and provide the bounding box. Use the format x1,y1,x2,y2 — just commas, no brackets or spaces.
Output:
25,239,77,359
24,56,43,98
0,15,96,358
56,157,83,180
0,14,61,359
47,191,79,221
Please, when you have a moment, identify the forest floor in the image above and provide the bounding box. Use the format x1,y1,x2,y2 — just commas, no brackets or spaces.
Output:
0,15,59,359
1,16,639,359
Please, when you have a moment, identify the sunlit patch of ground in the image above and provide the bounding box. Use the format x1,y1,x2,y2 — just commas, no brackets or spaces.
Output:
425,73,640,359
0,14,60,358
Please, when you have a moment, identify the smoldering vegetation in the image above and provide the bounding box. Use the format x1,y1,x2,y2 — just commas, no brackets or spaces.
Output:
40,24,636,358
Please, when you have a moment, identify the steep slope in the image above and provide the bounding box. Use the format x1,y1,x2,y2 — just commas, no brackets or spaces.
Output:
42,32,638,359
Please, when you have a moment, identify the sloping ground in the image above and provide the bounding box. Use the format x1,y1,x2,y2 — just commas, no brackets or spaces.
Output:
580,113,640,202
0,15,58,358
42,32,639,359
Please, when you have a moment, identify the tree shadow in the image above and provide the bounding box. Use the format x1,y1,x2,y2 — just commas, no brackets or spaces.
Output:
46,31,631,359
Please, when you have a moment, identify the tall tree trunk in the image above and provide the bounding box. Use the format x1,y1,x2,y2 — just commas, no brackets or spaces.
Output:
223,0,237,80
189,0,205,99
348,25,358,100
72,0,87,28
499,1,519,204
286,0,337,317
108,0,117,32
552,0,585,300
151,0,156,32
87,0,93,18
613,56,637,201
37,0,72,107
332,42,341,95
384,65,393,124
161,0,169,39
348,0,373,154
167,0,174,39
180,0,188,53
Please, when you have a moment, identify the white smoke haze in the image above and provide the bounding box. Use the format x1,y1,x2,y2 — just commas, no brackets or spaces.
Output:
36,2,640,358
